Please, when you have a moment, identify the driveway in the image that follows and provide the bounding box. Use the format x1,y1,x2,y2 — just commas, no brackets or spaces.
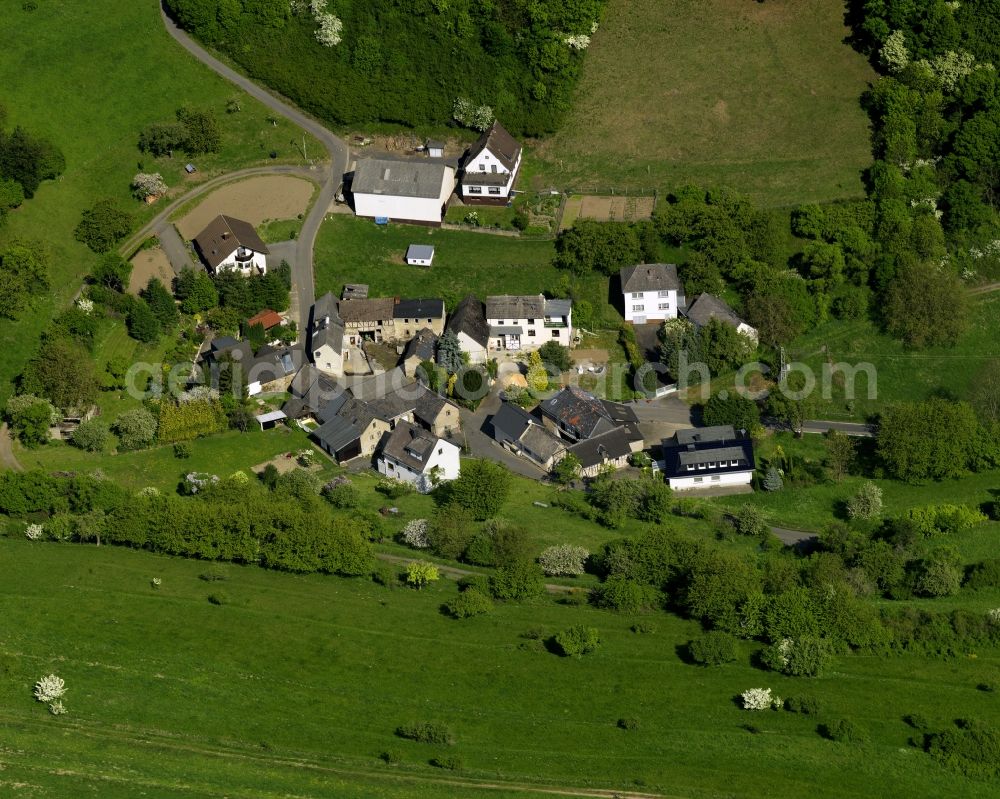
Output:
156,223,195,275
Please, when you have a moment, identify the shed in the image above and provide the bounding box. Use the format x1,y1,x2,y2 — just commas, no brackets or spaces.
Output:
341,283,369,300
426,140,445,159
405,244,435,266
247,309,283,331
255,409,287,431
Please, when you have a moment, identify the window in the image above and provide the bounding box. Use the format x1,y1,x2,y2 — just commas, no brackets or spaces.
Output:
632,305,644,312
658,290,671,297
708,462,716,469
658,303,670,310
488,187,501,195
528,329,536,337
469,186,482,193
694,477,704,483
711,475,720,482
527,318,535,324
697,463,706,470
491,164,498,173
731,459,740,467
631,292,642,299
496,319,504,325
479,164,486,172
551,330,559,338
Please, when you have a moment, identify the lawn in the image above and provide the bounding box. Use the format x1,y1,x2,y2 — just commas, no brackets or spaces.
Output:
0,0,321,403
531,0,875,207
0,539,996,798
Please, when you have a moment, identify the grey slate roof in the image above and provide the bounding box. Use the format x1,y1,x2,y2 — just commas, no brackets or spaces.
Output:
660,426,755,480
314,415,362,455
393,298,445,320
520,424,566,463
193,215,269,270
540,386,619,440
465,121,521,172
403,328,438,363
447,295,489,347
685,293,749,331
310,292,345,354
544,298,572,317
485,294,546,320
352,158,450,200
568,428,633,469
406,244,435,261
620,263,681,293
380,421,443,473
678,446,748,467
342,283,369,300
676,425,739,445
492,402,534,441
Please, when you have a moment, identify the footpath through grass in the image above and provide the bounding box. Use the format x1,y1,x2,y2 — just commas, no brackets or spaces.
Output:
532,0,874,206
1,540,996,798
0,0,320,402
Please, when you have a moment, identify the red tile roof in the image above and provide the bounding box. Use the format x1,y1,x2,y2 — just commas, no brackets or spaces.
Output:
247,309,283,330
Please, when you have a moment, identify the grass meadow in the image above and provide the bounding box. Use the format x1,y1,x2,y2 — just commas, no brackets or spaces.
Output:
0,0,320,403
1,540,997,798
531,0,875,206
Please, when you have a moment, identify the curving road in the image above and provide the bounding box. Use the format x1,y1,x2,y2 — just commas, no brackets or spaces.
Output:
158,1,351,326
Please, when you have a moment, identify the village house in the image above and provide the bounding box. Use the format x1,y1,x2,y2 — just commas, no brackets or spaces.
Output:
401,328,438,377
351,157,456,225
619,263,684,324
539,385,642,447
684,293,759,344
312,393,393,462
485,294,572,353
660,425,755,491
405,244,435,266
309,292,348,377
339,297,397,345
393,298,446,340
376,421,461,493
202,339,303,397
246,309,283,333
193,214,269,275
347,367,460,438
491,401,567,471
459,121,522,204
567,428,634,478
446,295,490,364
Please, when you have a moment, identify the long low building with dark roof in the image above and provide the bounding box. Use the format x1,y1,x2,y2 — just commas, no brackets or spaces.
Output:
660,425,755,491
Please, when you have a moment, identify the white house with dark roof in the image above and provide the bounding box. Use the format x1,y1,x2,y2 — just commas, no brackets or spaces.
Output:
460,121,522,204
193,215,269,275
620,263,684,324
685,293,759,344
660,425,755,491
446,295,490,364
485,294,572,353
309,292,348,377
351,158,456,224
376,421,460,493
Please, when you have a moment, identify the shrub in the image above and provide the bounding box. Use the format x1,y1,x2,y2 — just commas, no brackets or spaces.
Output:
846,481,883,521
405,561,439,589
323,481,359,509
733,504,769,537
379,749,402,764
371,563,397,587
904,504,987,537
488,562,543,601
207,591,229,605
376,477,414,499
198,568,227,582
173,442,191,459
820,718,870,744
924,719,1000,778
741,688,775,711
444,589,492,619
538,544,589,576
784,695,820,715
551,625,600,657
111,408,157,451
688,631,738,666
763,636,831,677
631,621,657,635
430,755,463,770
397,518,430,549
395,721,453,745
71,418,110,452
593,575,658,613
617,717,639,731
965,559,1000,590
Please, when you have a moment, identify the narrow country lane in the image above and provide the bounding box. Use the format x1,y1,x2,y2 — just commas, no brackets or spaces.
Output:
158,1,352,325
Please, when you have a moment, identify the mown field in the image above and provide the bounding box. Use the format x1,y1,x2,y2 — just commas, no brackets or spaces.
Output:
0,0,319,402
531,0,875,206
2,540,997,799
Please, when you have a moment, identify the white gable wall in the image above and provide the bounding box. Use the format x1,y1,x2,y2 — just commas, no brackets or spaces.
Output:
216,248,267,276
623,288,678,324
354,168,456,224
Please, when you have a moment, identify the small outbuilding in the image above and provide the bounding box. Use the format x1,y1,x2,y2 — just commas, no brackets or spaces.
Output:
255,409,287,431
405,244,435,266
426,140,445,159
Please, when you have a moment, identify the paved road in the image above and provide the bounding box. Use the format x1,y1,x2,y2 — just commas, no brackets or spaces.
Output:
159,2,351,326
799,420,874,437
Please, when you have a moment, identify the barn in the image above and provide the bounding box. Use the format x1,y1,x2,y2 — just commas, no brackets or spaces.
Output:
351,158,456,225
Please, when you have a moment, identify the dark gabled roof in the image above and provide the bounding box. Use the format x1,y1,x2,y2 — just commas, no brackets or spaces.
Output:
540,386,619,440
290,364,342,409
660,427,755,480
466,121,521,172
281,396,309,419
446,295,489,347
568,428,633,469
519,424,566,463
245,344,303,384
393,298,445,320
193,215,269,270
210,336,239,353
337,297,396,324
620,263,680,294
352,158,451,200
310,292,345,355
380,421,446,473
491,402,534,441
403,328,438,363
315,392,351,425
685,293,749,331
412,385,454,428
485,294,545,320
313,414,362,455
312,291,342,328
601,399,639,426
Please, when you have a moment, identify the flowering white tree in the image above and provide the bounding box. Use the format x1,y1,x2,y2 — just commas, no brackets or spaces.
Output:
452,97,494,132
988,608,1000,625
400,519,430,549
741,687,774,711
24,523,44,541
34,674,66,704
880,30,909,73
564,33,591,50
538,544,589,576
75,297,94,314
847,481,883,521
315,12,343,46
131,172,167,201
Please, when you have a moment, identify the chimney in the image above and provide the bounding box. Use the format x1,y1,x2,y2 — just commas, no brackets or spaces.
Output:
394,297,400,304
323,315,330,328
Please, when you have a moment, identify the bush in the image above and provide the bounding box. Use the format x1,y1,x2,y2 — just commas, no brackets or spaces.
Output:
323,481,359,509
68,418,109,453
538,544,589,576
784,695,820,715
207,591,229,606
111,408,157,451
444,589,492,619
631,621,657,635
376,477,414,499
617,717,639,731
429,755,463,771
73,199,133,253
371,563,397,587
688,631,738,666
593,575,658,613
741,688,776,711
820,718,870,744
733,504,769,537
965,559,1000,590
395,721,453,745
172,442,191,459
924,719,1000,778
764,636,831,677
379,749,402,764
551,625,600,657
846,481,883,521
488,562,543,601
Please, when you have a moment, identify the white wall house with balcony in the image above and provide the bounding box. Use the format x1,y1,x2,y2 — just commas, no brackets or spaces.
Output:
193,214,269,276
485,295,572,353
459,121,522,205
619,263,683,324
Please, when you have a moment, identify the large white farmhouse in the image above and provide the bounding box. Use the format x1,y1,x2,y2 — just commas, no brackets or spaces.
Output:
459,121,522,204
485,294,572,353
619,263,684,324
193,215,269,275
376,421,461,493
351,158,455,225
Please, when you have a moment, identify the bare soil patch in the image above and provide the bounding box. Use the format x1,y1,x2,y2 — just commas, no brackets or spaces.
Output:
176,176,315,240
129,248,174,295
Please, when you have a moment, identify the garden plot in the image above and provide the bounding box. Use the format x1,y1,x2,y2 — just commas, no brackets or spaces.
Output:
176,176,316,240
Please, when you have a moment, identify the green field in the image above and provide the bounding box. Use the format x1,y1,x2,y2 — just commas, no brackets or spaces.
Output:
0,0,320,402
531,0,875,206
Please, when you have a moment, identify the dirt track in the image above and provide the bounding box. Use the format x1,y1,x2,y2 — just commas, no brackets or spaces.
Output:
175,175,315,240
